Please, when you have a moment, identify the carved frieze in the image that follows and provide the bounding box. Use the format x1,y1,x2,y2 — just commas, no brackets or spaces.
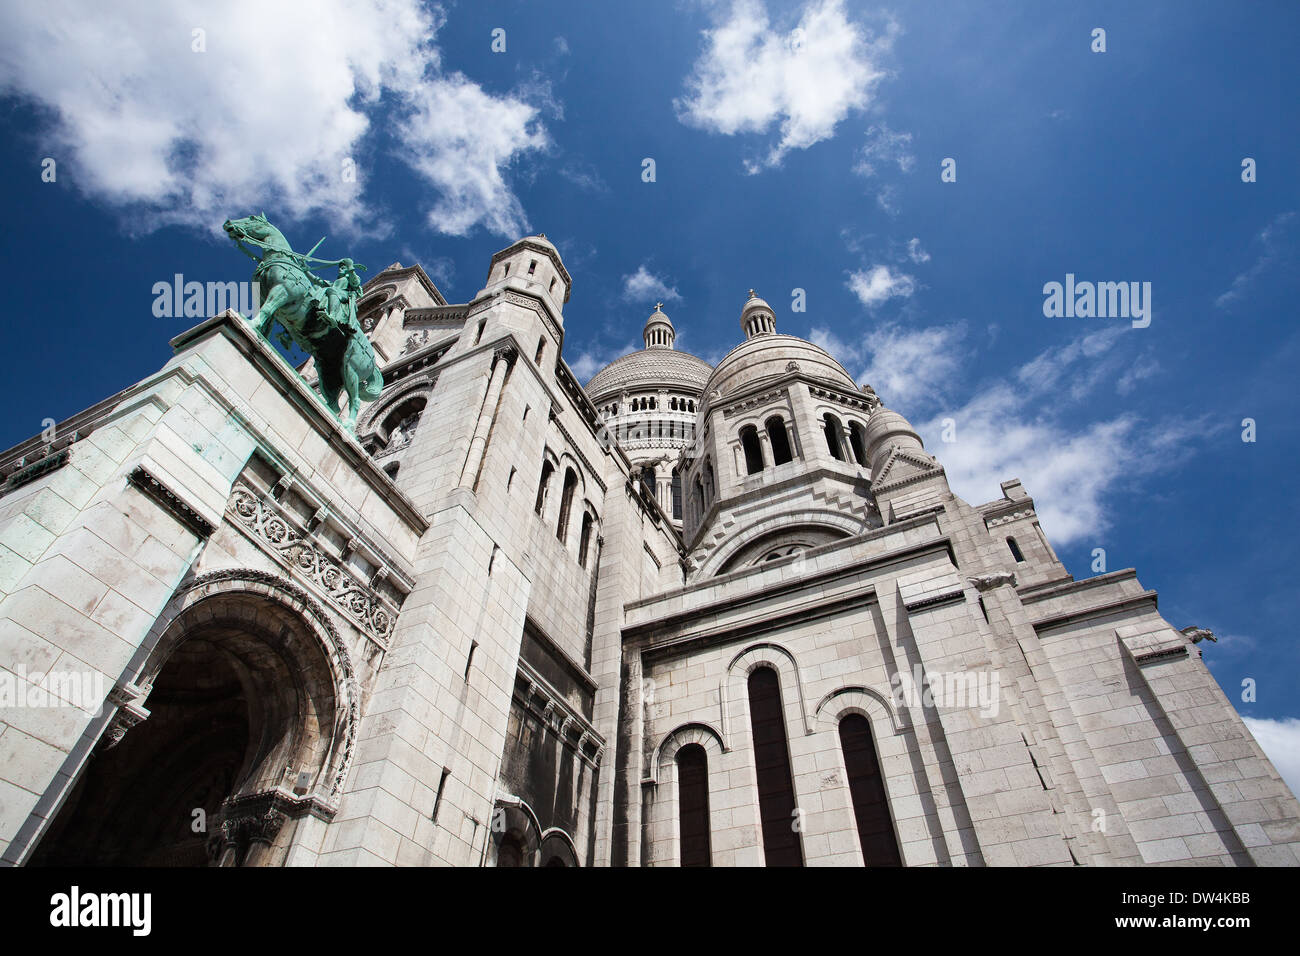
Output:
227,485,397,646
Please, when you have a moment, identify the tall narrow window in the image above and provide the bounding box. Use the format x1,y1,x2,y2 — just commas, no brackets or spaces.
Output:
474,319,486,344
766,416,793,465
671,467,683,520
693,477,705,517
535,337,545,364
578,512,594,567
839,714,902,866
740,425,764,475
848,422,868,465
677,743,712,867
534,460,554,515
556,468,578,542
1007,536,1025,563
528,259,537,275
747,667,803,867
823,414,845,461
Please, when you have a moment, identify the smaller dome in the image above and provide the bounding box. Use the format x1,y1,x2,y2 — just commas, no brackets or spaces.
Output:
740,290,776,339
864,406,924,471
643,304,675,349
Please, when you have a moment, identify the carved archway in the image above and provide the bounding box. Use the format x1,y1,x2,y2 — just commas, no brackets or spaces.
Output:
28,571,358,867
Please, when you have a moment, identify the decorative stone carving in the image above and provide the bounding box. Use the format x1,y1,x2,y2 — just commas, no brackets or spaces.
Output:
1181,625,1217,644
128,466,215,538
969,571,1018,591
228,486,396,644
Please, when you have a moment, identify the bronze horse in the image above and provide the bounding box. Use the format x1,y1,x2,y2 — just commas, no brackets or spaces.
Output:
223,214,382,432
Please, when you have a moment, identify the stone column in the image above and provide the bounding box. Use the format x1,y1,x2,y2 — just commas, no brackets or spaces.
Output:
458,346,515,490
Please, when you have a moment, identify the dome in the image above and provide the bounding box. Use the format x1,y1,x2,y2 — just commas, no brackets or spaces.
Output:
863,406,921,450
704,333,857,399
584,347,713,400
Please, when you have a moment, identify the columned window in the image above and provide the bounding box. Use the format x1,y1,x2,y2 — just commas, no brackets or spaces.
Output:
534,460,554,515
578,511,595,567
766,416,794,465
823,414,845,461
838,714,902,866
740,425,764,475
676,743,711,867
848,421,868,465
747,667,803,866
556,468,579,542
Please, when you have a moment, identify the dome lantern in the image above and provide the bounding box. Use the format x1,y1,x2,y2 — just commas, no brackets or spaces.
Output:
643,303,676,350
741,290,776,339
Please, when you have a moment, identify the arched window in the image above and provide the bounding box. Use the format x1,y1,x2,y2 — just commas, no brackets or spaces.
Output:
1007,536,1025,563
689,400,696,413
556,468,579,542
384,462,399,481
766,416,793,465
740,425,764,475
671,467,683,520
578,511,595,567
848,421,868,465
677,743,712,867
534,460,554,515
748,667,803,866
823,414,845,461
474,319,486,345
839,714,902,866
703,461,716,504
535,336,545,364
693,477,705,517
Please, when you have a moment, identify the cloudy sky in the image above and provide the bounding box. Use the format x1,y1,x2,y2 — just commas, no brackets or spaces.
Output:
1,1,1297,788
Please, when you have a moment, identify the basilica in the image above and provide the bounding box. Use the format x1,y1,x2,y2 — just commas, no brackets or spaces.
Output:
0,233,1296,866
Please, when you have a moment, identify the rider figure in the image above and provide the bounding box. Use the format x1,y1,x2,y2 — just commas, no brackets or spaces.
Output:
321,258,362,332
308,257,363,339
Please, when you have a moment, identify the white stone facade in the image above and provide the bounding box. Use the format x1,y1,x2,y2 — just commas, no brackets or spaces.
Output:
0,236,1295,867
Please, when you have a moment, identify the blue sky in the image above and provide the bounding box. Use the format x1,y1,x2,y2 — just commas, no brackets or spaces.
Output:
1,1,1297,784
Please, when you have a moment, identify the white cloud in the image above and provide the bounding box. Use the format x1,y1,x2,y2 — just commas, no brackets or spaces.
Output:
906,238,930,263
569,342,637,383
1242,717,1300,801
622,265,681,304
847,265,915,308
816,319,1194,547
398,74,549,238
854,123,915,177
1215,211,1295,309
916,330,1201,545
675,0,895,169
0,0,549,238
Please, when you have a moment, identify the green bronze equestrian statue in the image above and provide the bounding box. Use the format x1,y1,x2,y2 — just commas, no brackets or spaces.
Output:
223,213,383,433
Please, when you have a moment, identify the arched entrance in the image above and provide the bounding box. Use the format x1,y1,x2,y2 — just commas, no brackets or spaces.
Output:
29,576,352,867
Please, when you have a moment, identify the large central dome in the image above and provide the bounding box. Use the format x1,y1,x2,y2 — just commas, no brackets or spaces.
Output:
583,304,712,399
584,348,713,397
